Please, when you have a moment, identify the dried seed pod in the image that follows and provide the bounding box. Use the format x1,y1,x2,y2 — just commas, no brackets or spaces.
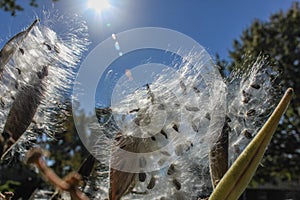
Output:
0,66,48,158
78,154,96,179
0,19,38,76
109,169,136,200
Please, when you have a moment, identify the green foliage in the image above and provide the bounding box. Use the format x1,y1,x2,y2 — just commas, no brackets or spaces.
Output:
0,0,58,16
0,180,20,192
225,2,300,185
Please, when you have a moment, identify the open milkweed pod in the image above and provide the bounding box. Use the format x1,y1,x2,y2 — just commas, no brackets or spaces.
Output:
209,88,293,200
0,13,89,159
0,19,38,76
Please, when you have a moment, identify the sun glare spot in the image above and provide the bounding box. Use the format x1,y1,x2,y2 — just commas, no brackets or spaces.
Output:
87,0,111,14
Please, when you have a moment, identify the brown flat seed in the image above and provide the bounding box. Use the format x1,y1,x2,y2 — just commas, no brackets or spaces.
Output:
172,179,181,190
192,122,199,132
160,130,168,139
139,157,147,168
54,45,60,54
129,108,140,113
160,150,171,156
185,106,200,112
19,48,24,55
246,109,256,117
147,176,156,189
16,68,21,74
167,164,175,175
139,172,147,182
193,86,200,93
242,90,251,103
173,124,179,132
158,104,165,110
180,80,187,95
250,83,261,89
242,129,253,139
43,42,52,50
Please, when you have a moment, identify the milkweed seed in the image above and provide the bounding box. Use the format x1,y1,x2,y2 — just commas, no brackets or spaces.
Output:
16,68,21,74
158,104,165,110
205,113,211,120
246,109,256,117
158,158,166,166
160,150,171,156
129,108,140,113
242,129,253,139
193,86,200,93
19,48,24,55
180,80,187,95
139,172,147,182
160,130,168,139
172,179,181,190
139,156,147,168
147,176,156,190
192,122,198,132
172,124,179,132
54,45,60,54
250,83,261,89
167,164,175,175
43,42,52,50
185,106,200,112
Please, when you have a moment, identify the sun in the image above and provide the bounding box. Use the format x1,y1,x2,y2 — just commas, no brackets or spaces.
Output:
87,0,111,14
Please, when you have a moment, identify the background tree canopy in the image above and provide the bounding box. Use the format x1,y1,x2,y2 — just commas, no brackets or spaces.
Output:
0,0,58,16
220,2,300,186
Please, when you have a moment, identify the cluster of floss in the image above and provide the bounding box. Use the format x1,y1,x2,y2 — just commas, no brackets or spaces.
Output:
92,50,226,199
227,57,280,165
91,53,279,199
0,12,88,159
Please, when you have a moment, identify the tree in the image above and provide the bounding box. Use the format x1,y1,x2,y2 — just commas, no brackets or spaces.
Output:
0,0,58,16
223,2,300,185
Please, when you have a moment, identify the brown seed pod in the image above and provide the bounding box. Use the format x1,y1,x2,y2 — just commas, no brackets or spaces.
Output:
0,19,39,76
0,66,48,158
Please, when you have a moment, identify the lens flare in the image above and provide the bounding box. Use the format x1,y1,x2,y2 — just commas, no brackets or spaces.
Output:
87,0,111,14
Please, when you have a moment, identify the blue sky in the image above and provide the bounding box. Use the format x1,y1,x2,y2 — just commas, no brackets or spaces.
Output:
0,0,297,60
0,0,298,113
